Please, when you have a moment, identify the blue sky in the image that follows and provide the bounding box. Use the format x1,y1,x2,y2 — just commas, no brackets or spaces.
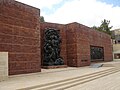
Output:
41,0,120,13
99,0,120,7
41,0,72,15
42,0,120,15
16,0,120,30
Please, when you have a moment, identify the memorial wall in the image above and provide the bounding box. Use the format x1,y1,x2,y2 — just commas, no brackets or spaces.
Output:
66,22,113,67
0,0,113,75
0,0,41,75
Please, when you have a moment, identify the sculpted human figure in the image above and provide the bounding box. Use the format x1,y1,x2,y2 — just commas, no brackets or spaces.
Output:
43,28,64,66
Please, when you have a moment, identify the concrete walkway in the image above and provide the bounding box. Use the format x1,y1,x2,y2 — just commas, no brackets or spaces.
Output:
0,61,120,90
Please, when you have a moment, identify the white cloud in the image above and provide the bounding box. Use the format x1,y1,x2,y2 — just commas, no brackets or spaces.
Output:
16,0,120,30
16,0,63,9
43,0,120,30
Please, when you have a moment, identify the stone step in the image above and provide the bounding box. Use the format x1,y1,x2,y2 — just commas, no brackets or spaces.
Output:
53,69,120,90
18,68,119,90
30,68,120,90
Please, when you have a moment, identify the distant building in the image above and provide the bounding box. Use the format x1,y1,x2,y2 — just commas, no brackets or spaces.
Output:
112,29,120,60
112,29,120,44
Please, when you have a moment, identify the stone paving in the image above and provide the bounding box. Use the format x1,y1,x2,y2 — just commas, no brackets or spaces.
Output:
0,61,120,90
67,71,120,90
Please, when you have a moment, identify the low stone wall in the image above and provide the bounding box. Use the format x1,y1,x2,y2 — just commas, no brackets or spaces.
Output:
0,52,8,81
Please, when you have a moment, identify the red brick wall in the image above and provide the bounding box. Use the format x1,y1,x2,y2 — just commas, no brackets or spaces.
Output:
40,22,67,65
66,23,78,66
66,22,113,67
40,22,113,67
0,0,113,75
0,0,41,75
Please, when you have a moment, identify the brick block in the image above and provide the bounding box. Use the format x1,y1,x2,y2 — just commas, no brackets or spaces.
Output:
0,0,41,75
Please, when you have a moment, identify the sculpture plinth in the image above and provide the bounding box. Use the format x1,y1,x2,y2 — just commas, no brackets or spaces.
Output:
42,65,67,69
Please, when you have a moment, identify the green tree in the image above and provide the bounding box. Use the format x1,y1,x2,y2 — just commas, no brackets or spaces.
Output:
92,26,99,30
40,16,45,22
92,19,113,35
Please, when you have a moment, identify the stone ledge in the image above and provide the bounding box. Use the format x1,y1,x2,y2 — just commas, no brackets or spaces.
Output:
42,65,67,69
0,52,8,81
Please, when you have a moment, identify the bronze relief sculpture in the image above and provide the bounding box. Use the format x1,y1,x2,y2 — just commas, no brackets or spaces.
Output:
43,28,64,66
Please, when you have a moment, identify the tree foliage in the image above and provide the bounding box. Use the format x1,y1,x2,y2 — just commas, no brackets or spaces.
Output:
40,16,45,22
92,19,113,36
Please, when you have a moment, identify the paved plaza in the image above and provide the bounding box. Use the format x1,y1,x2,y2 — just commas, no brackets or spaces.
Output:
0,61,120,90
